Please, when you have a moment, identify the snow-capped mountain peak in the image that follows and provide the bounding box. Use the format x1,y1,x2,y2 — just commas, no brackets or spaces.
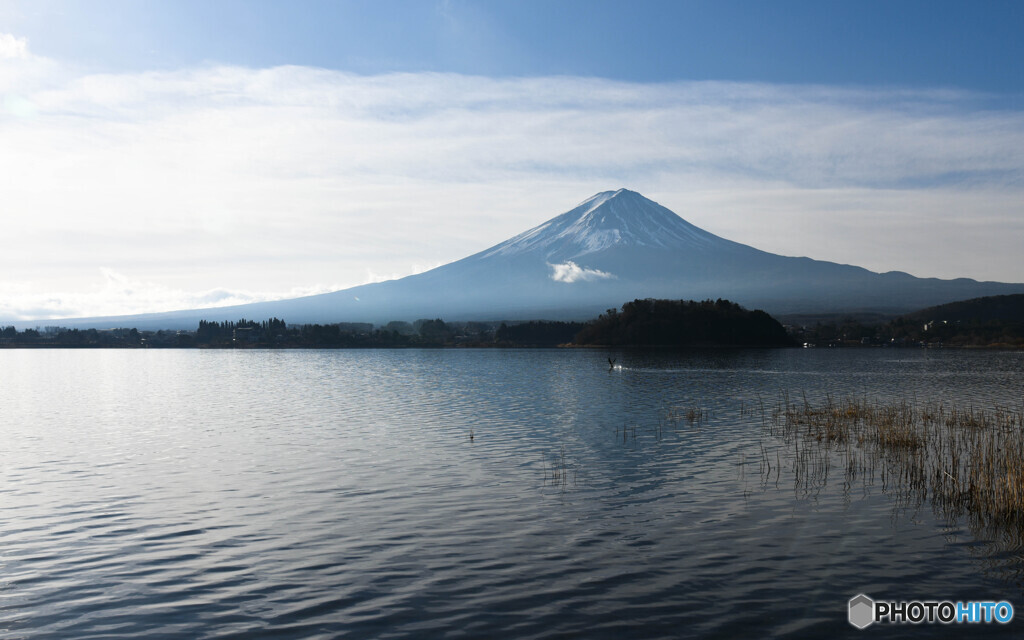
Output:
42,188,1024,329
482,189,728,261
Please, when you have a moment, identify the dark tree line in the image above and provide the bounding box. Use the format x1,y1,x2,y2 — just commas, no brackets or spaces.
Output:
2,299,800,349
495,321,588,346
1,326,147,347
193,317,481,348
196,318,290,346
1,301,795,349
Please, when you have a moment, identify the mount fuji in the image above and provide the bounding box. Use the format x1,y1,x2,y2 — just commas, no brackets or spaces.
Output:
54,189,1024,329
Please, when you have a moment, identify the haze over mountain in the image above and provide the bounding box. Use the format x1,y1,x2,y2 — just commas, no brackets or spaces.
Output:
38,189,1024,329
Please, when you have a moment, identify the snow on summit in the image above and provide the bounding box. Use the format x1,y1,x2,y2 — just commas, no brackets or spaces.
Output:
483,189,727,261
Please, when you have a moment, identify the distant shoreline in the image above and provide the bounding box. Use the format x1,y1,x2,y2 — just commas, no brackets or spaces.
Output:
5,293,1023,350
3,343,1022,351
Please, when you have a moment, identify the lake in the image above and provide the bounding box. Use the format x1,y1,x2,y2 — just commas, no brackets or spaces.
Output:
1,348,1022,638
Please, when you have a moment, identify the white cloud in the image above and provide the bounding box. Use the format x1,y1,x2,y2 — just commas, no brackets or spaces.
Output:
549,262,614,284
2,47,1024,319
0,33,28,59
0,269,351,321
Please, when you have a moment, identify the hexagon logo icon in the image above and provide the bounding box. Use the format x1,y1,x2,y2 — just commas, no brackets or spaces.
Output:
849,594,875,629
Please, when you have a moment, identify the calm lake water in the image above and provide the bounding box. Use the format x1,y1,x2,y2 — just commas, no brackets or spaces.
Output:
1,348,1023,638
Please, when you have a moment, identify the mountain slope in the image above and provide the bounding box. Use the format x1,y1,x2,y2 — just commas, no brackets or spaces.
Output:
44,189,1024,329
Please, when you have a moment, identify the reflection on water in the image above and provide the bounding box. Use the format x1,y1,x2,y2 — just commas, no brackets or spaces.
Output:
0,348,1022,638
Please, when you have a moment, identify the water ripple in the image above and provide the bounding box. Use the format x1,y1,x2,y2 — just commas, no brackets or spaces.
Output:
0,348,1022,638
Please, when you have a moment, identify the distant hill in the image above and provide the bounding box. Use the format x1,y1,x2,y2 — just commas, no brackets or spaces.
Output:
27,189,1024,330
902,294,1024,324
891,294,1024,346
793,294,1024,347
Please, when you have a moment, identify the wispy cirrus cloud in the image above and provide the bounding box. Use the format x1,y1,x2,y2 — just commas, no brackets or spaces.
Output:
2,32,1024,320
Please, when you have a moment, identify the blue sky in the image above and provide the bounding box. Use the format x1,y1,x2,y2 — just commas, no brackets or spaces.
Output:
7,0,1024,92
2,1,1024,319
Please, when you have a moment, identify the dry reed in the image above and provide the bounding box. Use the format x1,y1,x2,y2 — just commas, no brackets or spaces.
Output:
771,395,1024,532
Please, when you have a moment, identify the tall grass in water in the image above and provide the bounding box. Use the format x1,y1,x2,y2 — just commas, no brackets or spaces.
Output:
663,404,708,428
771,396,1024,532
543,444,577,489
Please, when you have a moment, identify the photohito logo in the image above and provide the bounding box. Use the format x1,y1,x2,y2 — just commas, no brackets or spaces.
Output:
849,594,1013,629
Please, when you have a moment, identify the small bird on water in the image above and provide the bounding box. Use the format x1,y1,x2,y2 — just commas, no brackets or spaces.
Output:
608,358,616,370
